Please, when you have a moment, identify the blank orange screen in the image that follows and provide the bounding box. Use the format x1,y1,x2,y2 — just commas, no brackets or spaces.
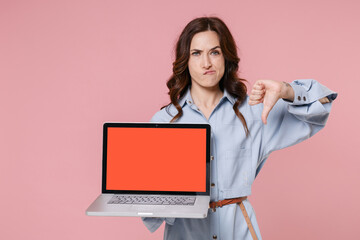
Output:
106,127,206,192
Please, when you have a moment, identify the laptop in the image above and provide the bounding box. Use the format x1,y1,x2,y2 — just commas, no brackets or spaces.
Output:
86,122,211,218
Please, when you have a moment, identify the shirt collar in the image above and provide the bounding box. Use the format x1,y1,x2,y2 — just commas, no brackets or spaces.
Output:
178,87,193,108
222,88,236,105
178,87,237,108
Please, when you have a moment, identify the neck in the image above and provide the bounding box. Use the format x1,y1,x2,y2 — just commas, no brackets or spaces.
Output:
190,84,223,108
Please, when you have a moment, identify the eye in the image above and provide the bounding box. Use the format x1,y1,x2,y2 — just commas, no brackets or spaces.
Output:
191,51,200,56
211,50,220,55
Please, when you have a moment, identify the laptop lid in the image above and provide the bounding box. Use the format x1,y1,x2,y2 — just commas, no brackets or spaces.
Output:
102,122,211,196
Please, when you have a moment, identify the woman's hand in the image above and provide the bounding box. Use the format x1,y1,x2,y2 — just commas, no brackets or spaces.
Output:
248,80,294,124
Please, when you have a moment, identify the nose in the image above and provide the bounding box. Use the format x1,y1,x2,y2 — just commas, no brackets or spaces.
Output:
202,54,212,69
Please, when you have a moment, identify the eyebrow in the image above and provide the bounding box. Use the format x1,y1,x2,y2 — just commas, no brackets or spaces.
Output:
190,46,221,52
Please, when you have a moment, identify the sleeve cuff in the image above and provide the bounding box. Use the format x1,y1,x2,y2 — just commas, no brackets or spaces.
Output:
141,217,164,233
164,218,176,225
287,79,337,106
288,82,310,105
141,217,176,233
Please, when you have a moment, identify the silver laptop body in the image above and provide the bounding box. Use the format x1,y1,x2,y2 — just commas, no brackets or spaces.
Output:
86,122,211,218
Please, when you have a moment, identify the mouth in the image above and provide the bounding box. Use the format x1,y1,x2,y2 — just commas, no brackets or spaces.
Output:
204,70,216,75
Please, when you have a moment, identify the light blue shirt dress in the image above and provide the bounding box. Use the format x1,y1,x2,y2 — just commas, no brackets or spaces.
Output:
142,79,337,240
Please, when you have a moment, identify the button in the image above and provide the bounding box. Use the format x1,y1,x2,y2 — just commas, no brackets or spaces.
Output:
211,183,215,188
303,96,306,101
213,235,217,239
188,100,192,104
297,96,301,101
210,156,214,161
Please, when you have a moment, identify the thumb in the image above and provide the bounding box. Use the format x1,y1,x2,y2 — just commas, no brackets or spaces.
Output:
261,105,272,124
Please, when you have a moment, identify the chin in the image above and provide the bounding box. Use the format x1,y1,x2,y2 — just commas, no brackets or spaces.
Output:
191,77,221,89
199,82,221,89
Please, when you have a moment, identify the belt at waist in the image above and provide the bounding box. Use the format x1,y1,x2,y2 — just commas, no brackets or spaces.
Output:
209,196,258,240
209,196,247,210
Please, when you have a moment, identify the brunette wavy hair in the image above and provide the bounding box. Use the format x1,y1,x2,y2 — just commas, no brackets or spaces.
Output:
162,16,249,136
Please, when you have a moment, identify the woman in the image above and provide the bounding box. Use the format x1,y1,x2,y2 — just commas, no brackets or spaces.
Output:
142,17,337,240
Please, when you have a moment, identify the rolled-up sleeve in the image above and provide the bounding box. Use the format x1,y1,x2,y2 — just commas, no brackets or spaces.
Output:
141,217,176,233
259,79,337,163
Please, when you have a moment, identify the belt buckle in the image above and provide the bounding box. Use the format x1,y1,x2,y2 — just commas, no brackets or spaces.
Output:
211,201,221,212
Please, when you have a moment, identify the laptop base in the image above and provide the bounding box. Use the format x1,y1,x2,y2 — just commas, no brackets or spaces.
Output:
86,194,210,218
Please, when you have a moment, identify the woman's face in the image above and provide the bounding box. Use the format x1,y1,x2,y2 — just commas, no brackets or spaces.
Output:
188,31,225,90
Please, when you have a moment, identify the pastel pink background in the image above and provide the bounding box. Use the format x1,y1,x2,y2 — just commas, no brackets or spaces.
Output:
1,0,359,239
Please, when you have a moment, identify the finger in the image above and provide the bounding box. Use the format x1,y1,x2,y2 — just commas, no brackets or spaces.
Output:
249,89,265,100
261,105,273,124
249,93,263,101
253,82,265,91
248,99,263,106
249,90,264,98
251,89,265,95
319,97,330,104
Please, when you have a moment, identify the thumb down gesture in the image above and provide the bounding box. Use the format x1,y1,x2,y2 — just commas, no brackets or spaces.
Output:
248,80,294,124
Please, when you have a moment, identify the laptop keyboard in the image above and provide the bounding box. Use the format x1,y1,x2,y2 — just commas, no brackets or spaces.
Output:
108,195,196,205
